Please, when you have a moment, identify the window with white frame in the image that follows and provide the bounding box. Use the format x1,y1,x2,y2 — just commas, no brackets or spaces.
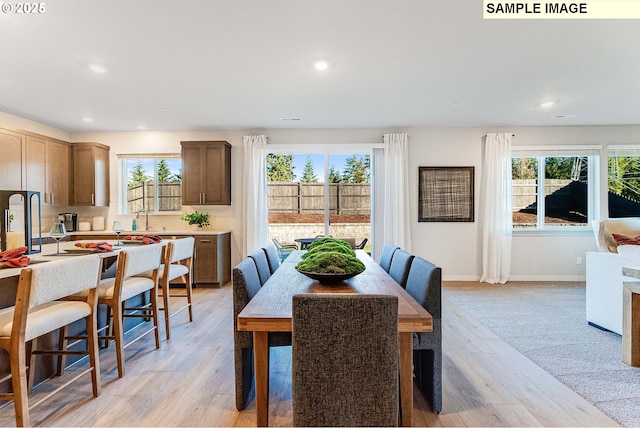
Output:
118,154,182,214
511,147,599,230
608,147,640,218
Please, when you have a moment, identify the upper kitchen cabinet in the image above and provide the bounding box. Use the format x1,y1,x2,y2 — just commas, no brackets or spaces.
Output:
181,141,231,205
45,140,71,205
25,135,70,205
0,128,25,190
72,142,110,206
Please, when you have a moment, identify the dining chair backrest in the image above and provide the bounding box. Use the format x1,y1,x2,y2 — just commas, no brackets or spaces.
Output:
378,243,399,272
404,255,443,414
388,248,414,288
122,244,164,278
28,255,101,308
249,248,271,286
292,294,399,427
356,237,368,250
339,238,356,249
168,236,195,264
272,238,296,262
263,244,280,274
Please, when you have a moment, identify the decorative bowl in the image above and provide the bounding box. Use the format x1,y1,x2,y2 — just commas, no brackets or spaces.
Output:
295,268,363,285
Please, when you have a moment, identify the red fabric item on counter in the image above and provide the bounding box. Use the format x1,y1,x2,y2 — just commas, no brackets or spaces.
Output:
75,242,113,252
0,246,30,267
122,235,162,245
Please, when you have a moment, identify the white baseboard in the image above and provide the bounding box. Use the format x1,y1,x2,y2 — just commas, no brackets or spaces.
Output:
443,275,586,282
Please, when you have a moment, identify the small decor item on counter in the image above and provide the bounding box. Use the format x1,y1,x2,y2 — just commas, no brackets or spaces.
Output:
132,218,137,231
92,216,105,231
0,246,30,268
180,211,210,228
78,221,92,231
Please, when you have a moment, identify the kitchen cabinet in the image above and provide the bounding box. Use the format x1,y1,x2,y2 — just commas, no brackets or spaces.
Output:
46,140,70,205
181,141,231,205
0,128,25,189
193,232,231,286
72,142,110,206
25,136,45,196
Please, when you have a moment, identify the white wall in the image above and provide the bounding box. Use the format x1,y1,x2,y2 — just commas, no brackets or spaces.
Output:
6,112,640,280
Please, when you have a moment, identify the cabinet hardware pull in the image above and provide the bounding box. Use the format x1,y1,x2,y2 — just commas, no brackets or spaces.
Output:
91,194,95,204
202,193,206,204
200,239,210,243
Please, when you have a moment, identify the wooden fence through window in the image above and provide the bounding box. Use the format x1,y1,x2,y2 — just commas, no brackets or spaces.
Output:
267,182,370,215
127,182,181,213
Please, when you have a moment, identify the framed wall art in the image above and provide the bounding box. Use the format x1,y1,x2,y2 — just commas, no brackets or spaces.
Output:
418,166,474,222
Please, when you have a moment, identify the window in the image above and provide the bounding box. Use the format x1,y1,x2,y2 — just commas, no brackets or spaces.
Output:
266,151,371,251
608,148,640,218
512,148,598,230
118,155,182,214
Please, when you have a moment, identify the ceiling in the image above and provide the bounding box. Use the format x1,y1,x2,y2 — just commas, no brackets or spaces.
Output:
1,0,640,132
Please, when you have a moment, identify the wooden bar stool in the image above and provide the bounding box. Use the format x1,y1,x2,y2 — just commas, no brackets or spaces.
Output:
158,237,194,340
0,255,102,427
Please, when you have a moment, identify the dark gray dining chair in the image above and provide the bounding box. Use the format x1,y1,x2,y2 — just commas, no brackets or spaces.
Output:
404,256,442,413
388,248,414,288
263,244,280,274
292,294,399,427
232,258,291,411
248,248,272,286
356,237,368,250
378,243,399,272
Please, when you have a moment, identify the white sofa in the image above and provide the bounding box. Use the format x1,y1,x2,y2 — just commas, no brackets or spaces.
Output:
586,218,640,335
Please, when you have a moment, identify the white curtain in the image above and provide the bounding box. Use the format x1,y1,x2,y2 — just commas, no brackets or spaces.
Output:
480,133,513,284
373,133,411,260
242,135,269,256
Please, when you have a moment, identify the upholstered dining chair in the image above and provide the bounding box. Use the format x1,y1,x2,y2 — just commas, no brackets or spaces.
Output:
157,237,195,340
248,248,272,286
65,244,163,378
388,248,415,288
0,255,102,427
378,243,399,272
339,237,356,249
291,294,399,427
272,238,297,262
355,237,368,250
404,256,442,413
263,244,280,274
232,258,291,410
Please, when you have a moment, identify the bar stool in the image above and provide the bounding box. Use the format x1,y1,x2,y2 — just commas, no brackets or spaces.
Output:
158,237,195,340
0,255,102,427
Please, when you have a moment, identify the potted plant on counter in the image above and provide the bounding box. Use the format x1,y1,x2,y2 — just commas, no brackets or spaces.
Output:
180,211,210,228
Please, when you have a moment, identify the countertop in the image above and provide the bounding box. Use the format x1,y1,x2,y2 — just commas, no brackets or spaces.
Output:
39,229,232,238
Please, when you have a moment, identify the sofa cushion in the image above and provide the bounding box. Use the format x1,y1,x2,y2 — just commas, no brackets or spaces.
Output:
612,233,640,246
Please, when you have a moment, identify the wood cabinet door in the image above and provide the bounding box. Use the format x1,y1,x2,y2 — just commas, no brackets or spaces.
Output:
45,140,70,206
72,145,96,205
194,236,218,284
25,136,46,197
94,145,110,206
0,129,25,190
181,144,205,205
202,143,231,205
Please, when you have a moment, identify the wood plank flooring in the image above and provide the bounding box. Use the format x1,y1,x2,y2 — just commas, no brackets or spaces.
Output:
0,283,619,427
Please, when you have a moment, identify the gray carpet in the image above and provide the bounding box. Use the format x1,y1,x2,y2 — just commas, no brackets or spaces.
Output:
444,281,640,427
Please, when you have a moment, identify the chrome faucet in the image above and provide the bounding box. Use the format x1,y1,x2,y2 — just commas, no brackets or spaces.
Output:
136,209,150,231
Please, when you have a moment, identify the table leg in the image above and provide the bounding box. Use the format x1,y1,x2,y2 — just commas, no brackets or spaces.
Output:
254,331,269,426
623,283,640,366
399,332,413,427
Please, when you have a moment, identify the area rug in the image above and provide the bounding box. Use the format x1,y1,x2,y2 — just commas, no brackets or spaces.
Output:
443,281,640,427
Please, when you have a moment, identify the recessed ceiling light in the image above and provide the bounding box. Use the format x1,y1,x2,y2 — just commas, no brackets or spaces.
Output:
88,63,108,74
137,125,147,130
539,100,556,108
313,60,329,71
82,116,94,123
160,108,168,112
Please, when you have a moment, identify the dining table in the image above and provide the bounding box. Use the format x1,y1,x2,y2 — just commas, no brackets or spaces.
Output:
237,249,433,427
293,237,316,250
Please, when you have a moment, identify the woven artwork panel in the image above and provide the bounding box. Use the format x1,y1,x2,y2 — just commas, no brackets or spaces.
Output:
419,166,474,222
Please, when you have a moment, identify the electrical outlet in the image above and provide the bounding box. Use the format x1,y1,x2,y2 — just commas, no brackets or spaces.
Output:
576,256,582,265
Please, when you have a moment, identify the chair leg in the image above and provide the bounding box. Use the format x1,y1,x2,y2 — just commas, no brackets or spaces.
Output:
185,273,194,322
234,346,254,411
27,338,38,394
150,286,161,349
11,339,29,427
111,302,126,378
160,280,171,341
85,314,101,397
56,325,68,376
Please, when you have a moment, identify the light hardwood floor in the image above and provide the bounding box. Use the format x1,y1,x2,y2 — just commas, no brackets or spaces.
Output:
0,284,619,427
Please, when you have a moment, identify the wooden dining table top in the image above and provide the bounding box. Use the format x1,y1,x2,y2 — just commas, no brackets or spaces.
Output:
237,250,432,333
